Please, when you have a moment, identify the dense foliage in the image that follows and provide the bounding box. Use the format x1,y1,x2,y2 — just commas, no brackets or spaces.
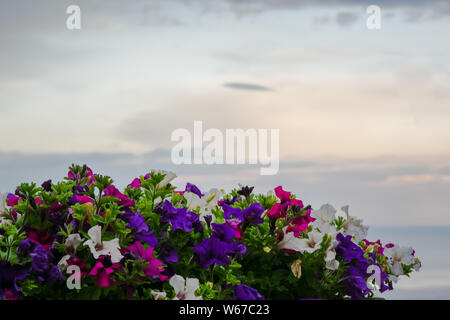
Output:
0,165,421,300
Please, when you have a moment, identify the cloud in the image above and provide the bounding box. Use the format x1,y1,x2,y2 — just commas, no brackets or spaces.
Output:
335,12,359,27
223,82,273,91
175,0,450,16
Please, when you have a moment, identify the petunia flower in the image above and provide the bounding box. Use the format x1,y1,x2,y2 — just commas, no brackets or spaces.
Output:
340,206,368,242
222,203,265,226
159,200,202,233
233,284,264,300
151,290,167,300
6,194,20,207
73,195,94,205
193,237,234,269
384,245,415,276
128,241,167,281
0,261,29,299
128,177,142,189
185,183,203,198
169,274,202,300
84,225,123,263
26,230,54,251
278,229,323,253
149,169,177,189
119,211,158,247
58,233,83,268
88,257,120,288
104,185,135,208
184,188,220,222
274,186,291,202
310,204,337,234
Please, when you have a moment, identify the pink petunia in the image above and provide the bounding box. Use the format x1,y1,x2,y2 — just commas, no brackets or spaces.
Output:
7,194,20,207
128,241,167,281
89,260,120,288
104,185,135,208
128,178,141,189
26,230,54,251
75,195,94,205
274,186,291,203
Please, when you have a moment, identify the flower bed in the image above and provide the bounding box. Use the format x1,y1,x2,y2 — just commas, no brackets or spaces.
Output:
0,165,421,300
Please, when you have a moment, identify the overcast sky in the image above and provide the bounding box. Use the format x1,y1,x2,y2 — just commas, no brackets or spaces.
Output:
1,0,449,226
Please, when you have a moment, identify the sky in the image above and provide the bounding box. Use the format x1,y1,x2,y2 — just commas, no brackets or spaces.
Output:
1,0,450,227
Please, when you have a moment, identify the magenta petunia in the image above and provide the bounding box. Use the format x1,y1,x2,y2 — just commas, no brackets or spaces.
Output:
89,260,120,288
104,185,135,208
128,241,167,281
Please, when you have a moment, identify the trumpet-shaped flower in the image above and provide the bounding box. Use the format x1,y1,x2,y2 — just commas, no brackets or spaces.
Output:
384,245,415,276
84,225,123,263
149,169,177,189
169,274,202,300
278,229,323,254
222,203,265,226
340,206,368,242
119,211,158,247
58,233,83,268
159,200,202,233
233,284,264,300
310,204,336,234
104,185,135,208
88,257,120,288
129,241,167,281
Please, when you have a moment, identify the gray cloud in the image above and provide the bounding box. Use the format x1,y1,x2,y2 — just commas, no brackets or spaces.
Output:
223,82,273,92
175,0,450,16
335,11,359,27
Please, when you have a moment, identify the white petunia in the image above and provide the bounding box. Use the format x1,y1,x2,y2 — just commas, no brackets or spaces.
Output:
58,233,84,268
340,206,368,242
324,244,339,271
184,192,205,212
203,188,221,210
151,169,177,189
169,274,202,300
278,228,323,253
384,245,415,276
84,225,123,263
184,188,220,222
151,290,167,300
311,204,337,234
65,233,83,252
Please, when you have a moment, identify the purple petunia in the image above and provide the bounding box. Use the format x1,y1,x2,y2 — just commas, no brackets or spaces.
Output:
335,233,389,299
17,238,36,257
222,203,265,226
119,211,158,247
41,180,52,192
193,223,246,269
192,236,234,268
185,183,203,198
27,245,63,284
0,261,29,299
159,243,178,265
233,284,264,300
159,200,202,233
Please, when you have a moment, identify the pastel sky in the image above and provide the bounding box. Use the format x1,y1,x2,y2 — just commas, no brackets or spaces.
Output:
1,0,449,226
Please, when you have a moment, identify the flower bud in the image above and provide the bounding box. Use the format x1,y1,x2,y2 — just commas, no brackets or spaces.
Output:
291,259,302,278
